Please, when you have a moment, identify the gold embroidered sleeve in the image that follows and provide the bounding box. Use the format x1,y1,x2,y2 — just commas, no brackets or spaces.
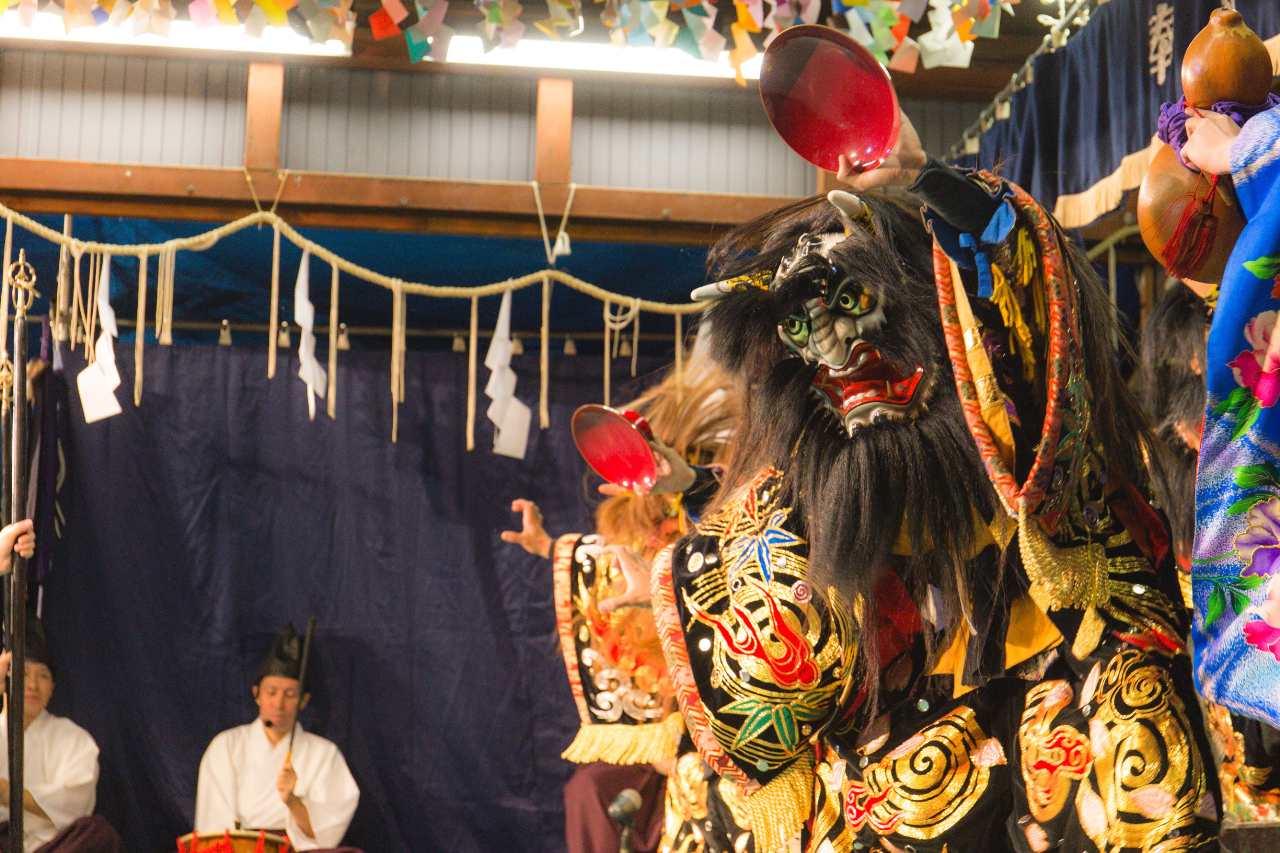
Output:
653,469,852,787
553,533,681,764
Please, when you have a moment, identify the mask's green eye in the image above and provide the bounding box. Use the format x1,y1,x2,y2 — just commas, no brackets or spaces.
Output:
783,316,809,347
831,279,876,316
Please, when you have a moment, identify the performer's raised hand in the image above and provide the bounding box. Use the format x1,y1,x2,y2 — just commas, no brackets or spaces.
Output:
276,759,298,803
596,437,694,498
837,108,927,191
1182,108,1240,176
597,545,653,613
501,499,553,558
0,520,35,575
646,440,696,496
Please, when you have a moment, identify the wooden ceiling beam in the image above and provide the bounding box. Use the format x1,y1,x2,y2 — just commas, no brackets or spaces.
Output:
0,158,796,246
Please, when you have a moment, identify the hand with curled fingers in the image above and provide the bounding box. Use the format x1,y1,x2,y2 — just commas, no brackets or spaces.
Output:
597,544,653,613
1181,108,1241,176
500,499,553,558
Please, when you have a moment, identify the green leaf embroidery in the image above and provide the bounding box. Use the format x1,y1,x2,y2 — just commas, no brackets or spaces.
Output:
1231,588,1251,615
1207,584,1226,626
1215,387,1252,416
730,703,779,751
1228,493,1275,514
1233,396,1263,441
1234,461,1280,491
1244,256,1280,280
1236,575,1267,591
772,706,799,753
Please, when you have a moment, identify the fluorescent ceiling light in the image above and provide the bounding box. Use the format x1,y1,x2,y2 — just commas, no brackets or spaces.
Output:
445,35,762,80
0,9,351,56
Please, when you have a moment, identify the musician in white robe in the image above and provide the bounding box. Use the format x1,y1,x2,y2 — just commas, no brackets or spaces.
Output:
0,606,126,853
194,624,360,853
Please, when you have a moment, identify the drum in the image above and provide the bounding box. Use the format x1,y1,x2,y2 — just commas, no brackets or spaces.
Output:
175,829,290,853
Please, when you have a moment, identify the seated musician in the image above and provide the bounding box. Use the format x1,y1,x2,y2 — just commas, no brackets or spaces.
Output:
194,625,360,852
0,522,126,853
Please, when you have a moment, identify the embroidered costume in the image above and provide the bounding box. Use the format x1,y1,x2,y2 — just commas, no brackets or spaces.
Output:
541,362,752,853
1192,106,1280,735
654,161,1219,852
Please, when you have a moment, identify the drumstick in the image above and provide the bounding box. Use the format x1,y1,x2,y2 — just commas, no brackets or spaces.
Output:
286,617,317,763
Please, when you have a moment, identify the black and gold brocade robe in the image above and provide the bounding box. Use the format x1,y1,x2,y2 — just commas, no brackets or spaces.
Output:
651,170,1221,853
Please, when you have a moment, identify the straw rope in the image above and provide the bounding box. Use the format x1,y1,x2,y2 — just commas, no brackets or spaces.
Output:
134,252,148,405
0,200,703,446
539,273,551,429
0,202,702,314
327,261,339,420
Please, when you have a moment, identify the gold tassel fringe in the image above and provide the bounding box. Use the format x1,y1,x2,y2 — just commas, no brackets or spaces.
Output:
989,264,1036,382
745,751,814,853
560,713,683,765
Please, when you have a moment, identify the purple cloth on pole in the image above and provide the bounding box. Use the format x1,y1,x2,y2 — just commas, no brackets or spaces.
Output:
1158,94,1280,163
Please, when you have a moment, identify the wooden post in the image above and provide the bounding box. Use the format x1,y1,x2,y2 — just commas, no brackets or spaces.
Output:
244,62,284,173
535,78,574,186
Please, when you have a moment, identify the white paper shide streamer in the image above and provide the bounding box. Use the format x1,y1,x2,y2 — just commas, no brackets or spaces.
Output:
77,254,124,423
294,247,328,420
484,290,531,460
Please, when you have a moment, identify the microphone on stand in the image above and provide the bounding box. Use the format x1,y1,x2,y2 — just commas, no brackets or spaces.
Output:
607,788,642,853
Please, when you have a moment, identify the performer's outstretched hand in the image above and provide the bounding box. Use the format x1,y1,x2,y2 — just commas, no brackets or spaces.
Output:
1182,109,1240,176
501,499,553,558
0,520,35,576
837,108,927,191
598,545,653,613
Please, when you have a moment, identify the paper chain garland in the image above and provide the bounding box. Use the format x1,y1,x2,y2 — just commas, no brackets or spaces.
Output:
1,0,1012,78
0,200,701,449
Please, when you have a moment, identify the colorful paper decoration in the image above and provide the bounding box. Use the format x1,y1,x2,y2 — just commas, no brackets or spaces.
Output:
10,0,1024,77
368,6,401,38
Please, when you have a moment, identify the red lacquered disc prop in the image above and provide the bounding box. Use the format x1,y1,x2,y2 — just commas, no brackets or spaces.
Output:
760,24,900,173
572,405,658,492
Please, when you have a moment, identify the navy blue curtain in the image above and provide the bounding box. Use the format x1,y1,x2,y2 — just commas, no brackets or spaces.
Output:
38,342,666,853
966,0,1280,220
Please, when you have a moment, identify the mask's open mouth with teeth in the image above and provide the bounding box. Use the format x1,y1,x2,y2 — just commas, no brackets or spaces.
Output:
811,343,928,432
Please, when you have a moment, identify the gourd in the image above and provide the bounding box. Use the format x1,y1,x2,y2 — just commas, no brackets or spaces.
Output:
1137,9,1270,285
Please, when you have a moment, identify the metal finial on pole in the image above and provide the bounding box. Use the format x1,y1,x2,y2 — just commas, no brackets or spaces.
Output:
6,249,36,849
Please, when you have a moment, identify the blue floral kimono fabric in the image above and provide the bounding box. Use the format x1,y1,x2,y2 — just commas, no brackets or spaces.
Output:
1194,106,1280,726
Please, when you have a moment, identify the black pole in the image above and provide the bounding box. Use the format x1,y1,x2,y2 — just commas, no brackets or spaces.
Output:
1,384,10,655
287,617,317,759
7,251,34,847
0,385,7,845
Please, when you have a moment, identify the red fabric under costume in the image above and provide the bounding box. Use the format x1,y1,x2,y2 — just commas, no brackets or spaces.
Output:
564,762,666,853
